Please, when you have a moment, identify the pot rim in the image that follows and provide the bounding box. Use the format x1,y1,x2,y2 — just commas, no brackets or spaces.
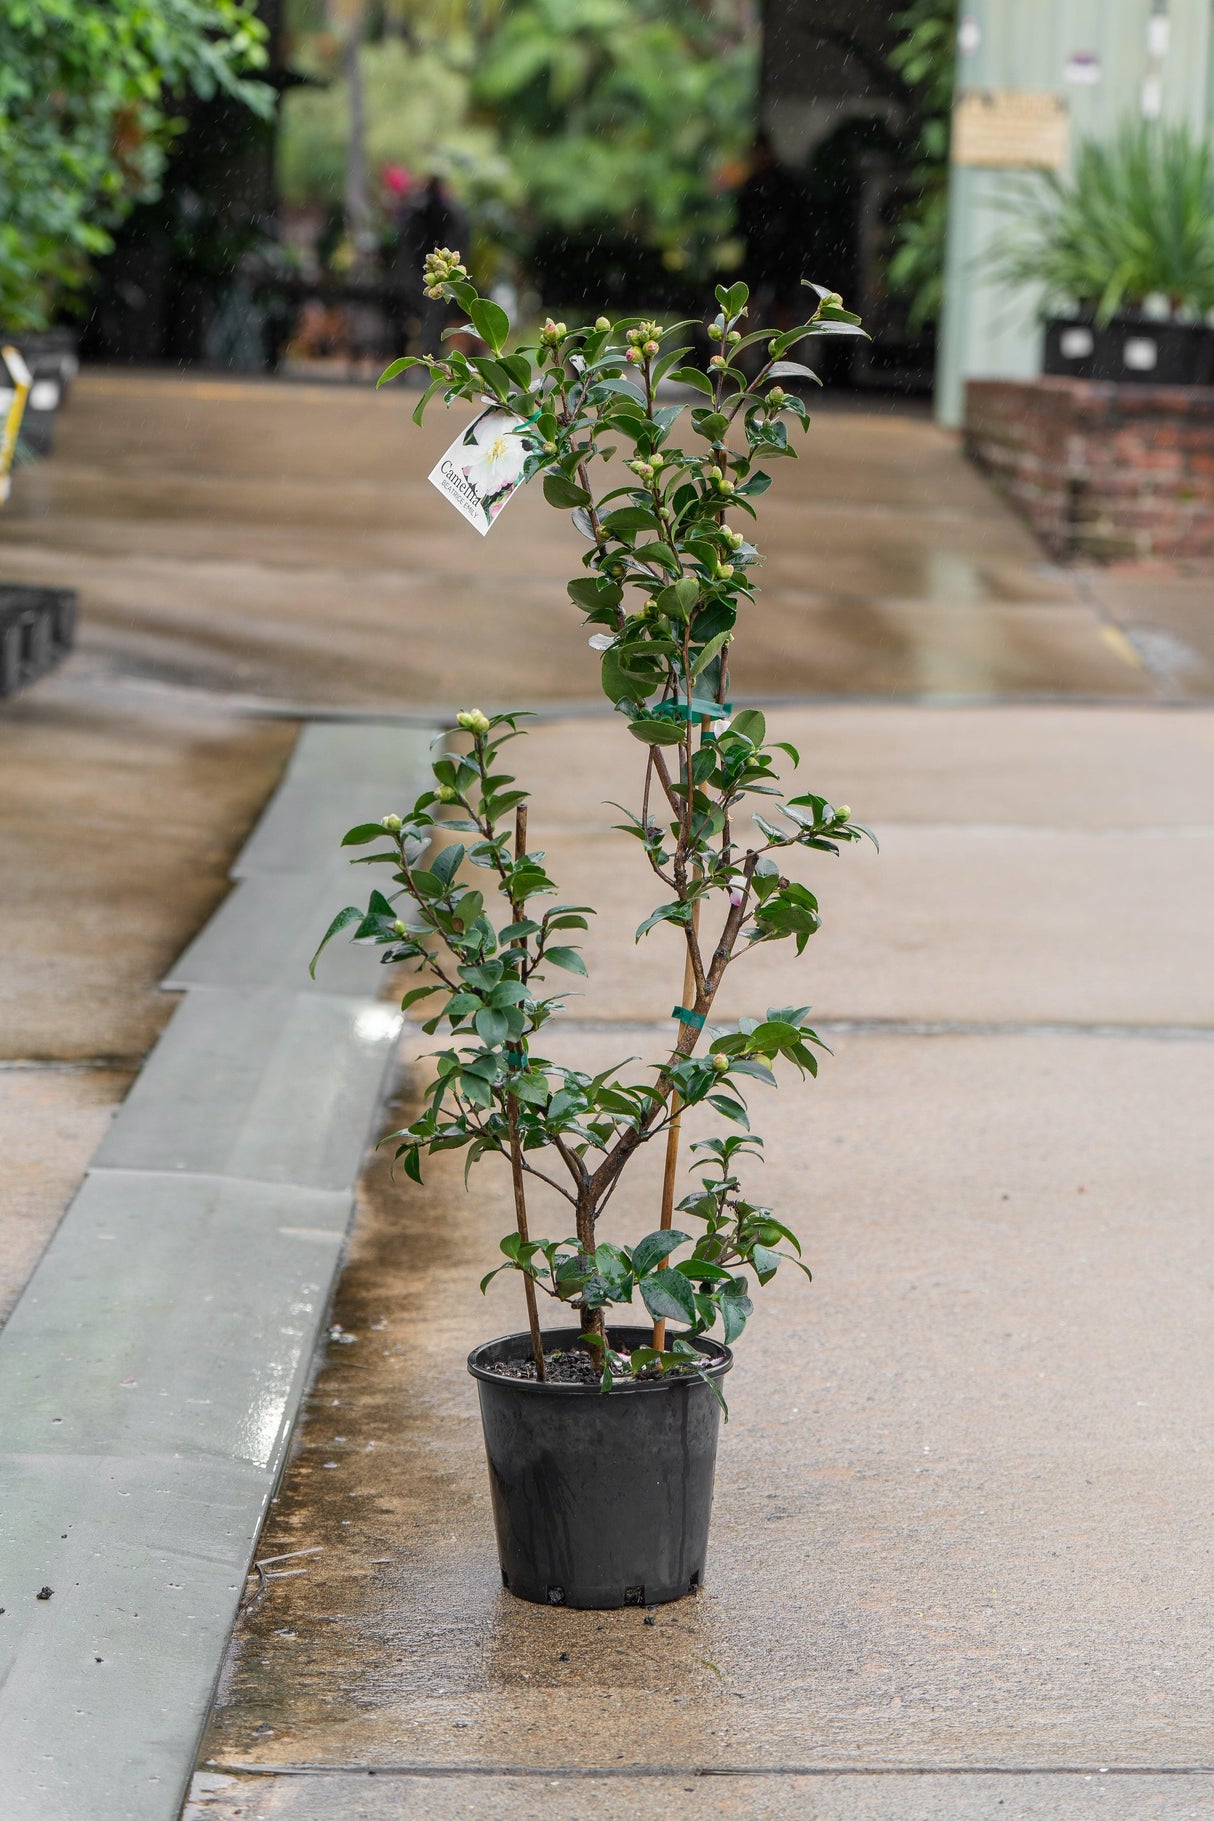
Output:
467,1325,733,1395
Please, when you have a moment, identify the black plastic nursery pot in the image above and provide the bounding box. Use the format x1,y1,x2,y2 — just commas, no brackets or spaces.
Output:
468,1325,732,1610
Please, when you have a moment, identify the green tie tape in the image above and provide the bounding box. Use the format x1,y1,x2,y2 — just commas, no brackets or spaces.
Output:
673,1005,706,1031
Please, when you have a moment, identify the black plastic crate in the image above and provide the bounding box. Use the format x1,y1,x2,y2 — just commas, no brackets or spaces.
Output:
0,584,76,697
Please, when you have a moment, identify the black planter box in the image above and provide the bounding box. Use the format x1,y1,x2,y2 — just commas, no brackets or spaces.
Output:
0,584,77,697
1044,315,1214,386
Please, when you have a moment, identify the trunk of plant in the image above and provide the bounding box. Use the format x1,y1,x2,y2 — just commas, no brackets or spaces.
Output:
576,1189,604,1345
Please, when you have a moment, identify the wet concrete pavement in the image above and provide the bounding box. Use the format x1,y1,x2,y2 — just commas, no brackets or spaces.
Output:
0,372,1174,711
1,372,1211,1817
189,703,1214,1813
1,370,1163,1337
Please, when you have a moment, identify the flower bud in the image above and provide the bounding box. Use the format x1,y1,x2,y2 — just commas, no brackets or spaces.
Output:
727,330,741,345
542,440,557,455
825,291,843,308
380,813,403,831
719,478,735,494
643,340,660,357
392,919,408,936
711,1052,730,1073
708,322,723,341
708,465,722,482
595,316,611,332
836,805,851,821
708,354,725,369
625,347,642,364
766,386,786,407
436,784,458,803
456,708,491,734
649,453,664,469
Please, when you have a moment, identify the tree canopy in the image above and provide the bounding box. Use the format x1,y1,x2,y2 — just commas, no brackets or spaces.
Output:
0,0,273,331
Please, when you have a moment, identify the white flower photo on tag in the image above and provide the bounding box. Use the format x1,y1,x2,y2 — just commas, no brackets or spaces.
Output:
428,406,532,534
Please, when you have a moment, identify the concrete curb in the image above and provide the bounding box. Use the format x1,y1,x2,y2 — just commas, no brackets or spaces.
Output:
0,721,437,1820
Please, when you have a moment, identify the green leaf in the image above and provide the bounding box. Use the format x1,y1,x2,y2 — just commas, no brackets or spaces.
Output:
635,902,686,940
568,577,622,611
752,1244,782,1284
469,296,509,352
543,473,592,509
730,708,767,747
632,1228,690,1278
639,1269,697,1325
720,1281,753,1343
377,357,422,387
474,1007,509,1046
341,822,393,846
309,905,362,978
769,360,820,384
544,946,587,976
400,985,441,1014
602,506,660,534
668,366,714,396
627,718,686,747
691,631,731,679
429,842,466,885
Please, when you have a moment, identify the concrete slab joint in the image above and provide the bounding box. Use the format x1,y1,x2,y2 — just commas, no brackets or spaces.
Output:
0,720,438,1821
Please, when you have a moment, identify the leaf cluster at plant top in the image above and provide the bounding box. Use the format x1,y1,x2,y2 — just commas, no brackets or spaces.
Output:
0,0,273,332
315,261,875,1391
992,119,1214,325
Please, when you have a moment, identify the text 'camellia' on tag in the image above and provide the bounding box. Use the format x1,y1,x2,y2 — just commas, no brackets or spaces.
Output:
428,406,532,535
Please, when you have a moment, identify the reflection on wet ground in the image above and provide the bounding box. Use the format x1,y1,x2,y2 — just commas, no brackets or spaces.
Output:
2,373,1194,709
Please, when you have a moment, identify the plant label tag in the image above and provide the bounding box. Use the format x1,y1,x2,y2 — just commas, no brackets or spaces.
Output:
428,406,532,535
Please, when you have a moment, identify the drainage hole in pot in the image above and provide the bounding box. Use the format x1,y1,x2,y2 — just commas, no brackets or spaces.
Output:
624,1585,645,1607
689,1570,702,1592
547,1585,566,1605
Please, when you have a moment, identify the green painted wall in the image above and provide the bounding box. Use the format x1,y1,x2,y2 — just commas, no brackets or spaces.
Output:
936,1,1214,425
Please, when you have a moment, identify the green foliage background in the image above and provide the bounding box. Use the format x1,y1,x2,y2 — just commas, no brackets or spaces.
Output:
279,0,758,280
0,0,273,331
885,0,957,330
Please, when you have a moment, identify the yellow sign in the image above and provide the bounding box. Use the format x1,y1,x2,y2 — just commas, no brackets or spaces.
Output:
952,89,1070,170
0,345,32,503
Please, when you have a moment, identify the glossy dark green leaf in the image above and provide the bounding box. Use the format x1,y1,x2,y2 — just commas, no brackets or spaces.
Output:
469,296,509,352
544,473,592,509
639,1267,697,1324
544,946,587,976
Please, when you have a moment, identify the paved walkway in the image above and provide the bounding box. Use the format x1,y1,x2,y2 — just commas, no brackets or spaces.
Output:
0,374,1210,1818
187,704,1214,1820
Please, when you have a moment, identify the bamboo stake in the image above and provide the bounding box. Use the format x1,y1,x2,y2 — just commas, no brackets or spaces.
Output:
652,896,700,1352
508,804,545,1381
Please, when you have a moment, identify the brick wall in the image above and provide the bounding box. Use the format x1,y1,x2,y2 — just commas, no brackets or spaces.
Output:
964,377,1214,563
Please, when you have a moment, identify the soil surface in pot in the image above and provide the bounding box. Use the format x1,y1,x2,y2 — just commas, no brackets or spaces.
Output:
486,1346,699,1386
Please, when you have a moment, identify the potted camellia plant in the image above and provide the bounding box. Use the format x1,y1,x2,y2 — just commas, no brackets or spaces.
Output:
314,251,874,1610
995,121,1214,386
